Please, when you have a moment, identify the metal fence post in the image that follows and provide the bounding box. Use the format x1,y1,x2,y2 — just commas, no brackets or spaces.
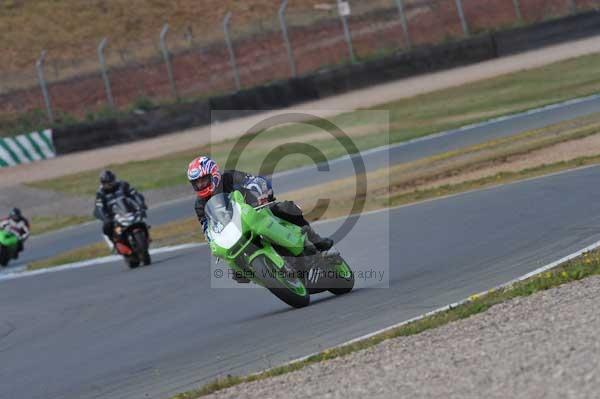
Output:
36,51,54,123
160,23,179,99
568,0,577,13
279,0,297,77
223,12,241,91
97,37,115,109
512,0,523,22
455,0,470,36
393,0,411,48
337,0,356,64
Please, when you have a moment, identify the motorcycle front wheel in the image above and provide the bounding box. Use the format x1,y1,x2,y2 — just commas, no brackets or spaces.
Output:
126,255,140,269
251,256,310,308
132,229,151,265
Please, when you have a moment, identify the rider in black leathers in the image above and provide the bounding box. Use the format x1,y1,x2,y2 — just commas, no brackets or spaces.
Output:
93,170,147,246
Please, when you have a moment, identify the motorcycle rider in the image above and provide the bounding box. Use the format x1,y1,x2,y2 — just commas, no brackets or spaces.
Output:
94,170,147,249
0,208,30,258
187,156,334,252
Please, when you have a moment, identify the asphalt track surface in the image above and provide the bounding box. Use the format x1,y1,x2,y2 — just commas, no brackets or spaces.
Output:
3,164,600,399
15,93,600,266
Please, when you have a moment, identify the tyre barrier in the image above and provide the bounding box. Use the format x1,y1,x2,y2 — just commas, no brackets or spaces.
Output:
0,130,55,168
494,11,600,56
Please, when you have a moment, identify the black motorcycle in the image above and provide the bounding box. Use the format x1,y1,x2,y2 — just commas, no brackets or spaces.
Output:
110,196,151,269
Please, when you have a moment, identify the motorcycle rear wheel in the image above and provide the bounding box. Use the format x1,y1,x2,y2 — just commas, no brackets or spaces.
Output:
328,258,355,296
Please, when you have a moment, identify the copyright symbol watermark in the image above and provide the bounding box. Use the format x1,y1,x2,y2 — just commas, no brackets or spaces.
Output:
209,109,391,289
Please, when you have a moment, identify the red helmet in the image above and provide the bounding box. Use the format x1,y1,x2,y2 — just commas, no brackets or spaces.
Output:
187,156,221,199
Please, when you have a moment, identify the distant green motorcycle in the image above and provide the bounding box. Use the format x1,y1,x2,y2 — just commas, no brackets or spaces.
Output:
206,190,354,308
0,228,20,267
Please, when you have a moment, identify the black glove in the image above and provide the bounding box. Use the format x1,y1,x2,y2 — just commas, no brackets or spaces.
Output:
239,187,259,207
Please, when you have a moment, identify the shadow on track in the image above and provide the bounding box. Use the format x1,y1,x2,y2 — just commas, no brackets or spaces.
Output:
237,288,366,323
126,252,194,269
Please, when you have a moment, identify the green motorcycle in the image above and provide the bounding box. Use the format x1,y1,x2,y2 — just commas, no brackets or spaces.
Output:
0,228,20,267
206,190,354,308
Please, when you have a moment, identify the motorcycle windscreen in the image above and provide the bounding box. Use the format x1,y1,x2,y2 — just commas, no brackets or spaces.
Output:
111,196,139,225
206,193,243,249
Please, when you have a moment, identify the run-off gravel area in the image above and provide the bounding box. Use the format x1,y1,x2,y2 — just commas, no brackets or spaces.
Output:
208,276,600,399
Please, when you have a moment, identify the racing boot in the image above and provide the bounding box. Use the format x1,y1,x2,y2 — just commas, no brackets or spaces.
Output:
231,268,251,284
302,225,334,252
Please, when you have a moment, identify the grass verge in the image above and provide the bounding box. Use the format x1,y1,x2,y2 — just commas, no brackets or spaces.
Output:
30,215,94,236
28,51,600,196
169,246,600,398
27,242,110,271
388,155,600,207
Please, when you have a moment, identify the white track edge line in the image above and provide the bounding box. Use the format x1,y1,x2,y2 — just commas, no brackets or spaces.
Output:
0,243,205,282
